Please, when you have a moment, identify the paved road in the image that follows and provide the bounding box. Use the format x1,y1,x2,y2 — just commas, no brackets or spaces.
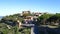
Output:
20,24,35,34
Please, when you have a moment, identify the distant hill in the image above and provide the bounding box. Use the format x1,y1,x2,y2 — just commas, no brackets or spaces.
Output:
0,16,4,20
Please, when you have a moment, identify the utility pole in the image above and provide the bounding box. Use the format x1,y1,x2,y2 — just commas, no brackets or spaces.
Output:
31,27,35,34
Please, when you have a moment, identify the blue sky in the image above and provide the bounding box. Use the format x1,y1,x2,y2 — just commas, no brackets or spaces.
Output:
0,0,60,16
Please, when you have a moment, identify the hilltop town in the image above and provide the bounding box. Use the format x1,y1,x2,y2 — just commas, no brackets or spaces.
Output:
0,11,60,34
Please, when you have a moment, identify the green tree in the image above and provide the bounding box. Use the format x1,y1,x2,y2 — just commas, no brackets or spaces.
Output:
39,13,53,25
1,13,23,26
